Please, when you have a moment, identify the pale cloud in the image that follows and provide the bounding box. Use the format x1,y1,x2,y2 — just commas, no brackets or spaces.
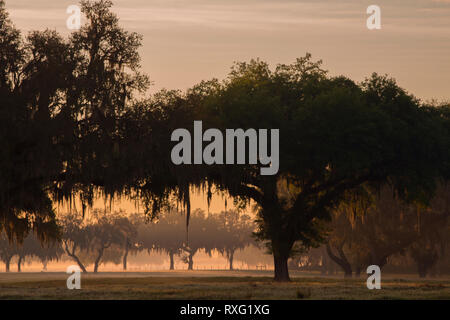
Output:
3,0,450,101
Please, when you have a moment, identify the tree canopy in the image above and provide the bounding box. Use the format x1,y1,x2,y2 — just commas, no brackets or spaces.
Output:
166,57,450,280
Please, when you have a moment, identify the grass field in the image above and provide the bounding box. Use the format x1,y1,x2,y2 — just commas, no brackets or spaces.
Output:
0,271,449,300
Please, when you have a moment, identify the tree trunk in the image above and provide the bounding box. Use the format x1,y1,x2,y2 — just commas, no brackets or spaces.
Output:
273,254,290,282
417,261,429,278
5,256,11,272
72,255,88,273
123,242,129,271
326,244,352,278
94,247,105,273
228,250,235,271
271,236,294,282
320,257,327,275
169,251,175,270
412,249,438,278
17,255,23,272
188,253,194,270
321,248,331,275
354,266,361,278
64,242,87,273
377,256,389,270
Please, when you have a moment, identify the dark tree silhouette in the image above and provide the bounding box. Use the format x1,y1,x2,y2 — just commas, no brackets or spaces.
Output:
0,0,61,243
0,231,62,272
327,187,420,277
215,211,254,270
0,232,17,272
116,214,139,271
61,214,90,273
1,0,151,243
180,209,219,270
408,185,450,278
89,212,136,273
178,57,450,281
138,210,185,270
326,185,450,278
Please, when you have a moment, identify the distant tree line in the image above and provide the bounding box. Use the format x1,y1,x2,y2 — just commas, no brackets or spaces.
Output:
0,232,61,272
0,209,255,273
289,185,450,278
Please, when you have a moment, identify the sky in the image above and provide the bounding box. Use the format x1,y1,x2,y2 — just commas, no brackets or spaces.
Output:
3,0,450,214
4,0,450,102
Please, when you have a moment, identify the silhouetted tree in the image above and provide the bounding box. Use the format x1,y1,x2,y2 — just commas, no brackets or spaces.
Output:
215,210,254,270
88,211,136,273
180,210,220,270
326,184,450,278
0,231,62,272
138,210,185,270
117,214,139,271
408,185,450,278
0,0,61,243
180,57,449,281
61,214,91,273
1,0,150,243
0,232,17,272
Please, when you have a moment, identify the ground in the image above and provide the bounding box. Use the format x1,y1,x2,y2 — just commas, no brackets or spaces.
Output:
0,271,449,300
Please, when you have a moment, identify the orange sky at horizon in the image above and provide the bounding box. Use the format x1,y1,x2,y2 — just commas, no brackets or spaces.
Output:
54,188,238,219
